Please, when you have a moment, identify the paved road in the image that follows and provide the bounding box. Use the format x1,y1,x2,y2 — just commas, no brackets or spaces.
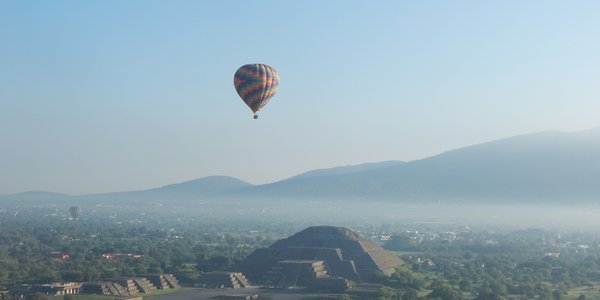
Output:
146,287,342,300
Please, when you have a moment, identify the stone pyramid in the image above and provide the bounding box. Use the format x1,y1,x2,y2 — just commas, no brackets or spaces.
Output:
235,226,403,283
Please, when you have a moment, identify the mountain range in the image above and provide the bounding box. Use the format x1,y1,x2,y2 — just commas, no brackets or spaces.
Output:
2,128,600,206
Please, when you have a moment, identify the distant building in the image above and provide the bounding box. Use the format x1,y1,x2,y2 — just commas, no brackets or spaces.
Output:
9,282,82,297
102,253,144,259
49,282,82,295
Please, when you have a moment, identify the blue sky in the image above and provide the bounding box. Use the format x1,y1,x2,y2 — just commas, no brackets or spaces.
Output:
1,1,599,194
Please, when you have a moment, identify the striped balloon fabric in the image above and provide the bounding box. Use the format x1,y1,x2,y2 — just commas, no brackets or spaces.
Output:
233,64,280,115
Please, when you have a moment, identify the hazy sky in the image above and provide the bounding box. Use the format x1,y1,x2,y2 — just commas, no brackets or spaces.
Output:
1,1,599,195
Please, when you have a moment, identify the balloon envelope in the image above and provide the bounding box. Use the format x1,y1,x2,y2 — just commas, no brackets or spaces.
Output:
233,64,279,114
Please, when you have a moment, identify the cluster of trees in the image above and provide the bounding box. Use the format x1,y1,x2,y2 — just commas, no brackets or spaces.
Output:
0,210,285,287
378,229,600,299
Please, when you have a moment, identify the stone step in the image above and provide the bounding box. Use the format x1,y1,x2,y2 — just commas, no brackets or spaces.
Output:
163,274,181,289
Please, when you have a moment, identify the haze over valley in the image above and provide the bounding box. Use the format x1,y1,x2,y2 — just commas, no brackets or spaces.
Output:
3,128,600,230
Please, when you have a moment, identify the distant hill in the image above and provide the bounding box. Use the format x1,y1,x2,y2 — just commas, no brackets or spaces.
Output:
290,161,405,180
80,176,252,203
152,176,252,194
232,128,600,203
2,128,600,205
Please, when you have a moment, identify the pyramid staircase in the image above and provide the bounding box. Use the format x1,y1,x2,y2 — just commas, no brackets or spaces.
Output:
144,274,168,289
233,273,251,287
198,272,251,289
107,282,129,296
133,277,156,293
82,275,177,296
264,260,328,288
163,274,181,289
81,282,129,296
111,279,139,294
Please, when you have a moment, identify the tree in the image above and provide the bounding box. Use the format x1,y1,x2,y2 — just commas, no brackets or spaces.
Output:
458,279,472,292
427,284,464,300
402,288,419,300
475,290,507,300
552,289,563,300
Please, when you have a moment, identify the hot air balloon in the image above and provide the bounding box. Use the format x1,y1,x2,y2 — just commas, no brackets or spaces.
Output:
233,64,279,119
